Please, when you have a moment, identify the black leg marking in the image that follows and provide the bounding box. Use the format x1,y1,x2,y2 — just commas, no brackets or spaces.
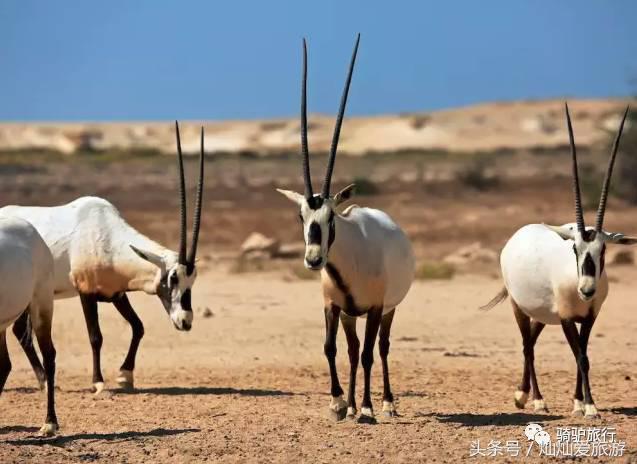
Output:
324,305,344,419
359,307,383,423
12,310,46,390
33,316,58,431
379,309,396,415
112,294,144,374
340,313,359,418
512,302,545,410
80,293,104,388
0,332,11,394
528,320,545,402
561,314,597,417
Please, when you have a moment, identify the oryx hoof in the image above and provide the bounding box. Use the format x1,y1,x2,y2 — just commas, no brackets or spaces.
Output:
328,396,348,422
38,422,58,437
357,407,377,424
116,370,135,392
533,399,549,413
382,400,398,418
93,382,106,395
514,390,528,409
572,399,585,417
584,404,600,419
346,407,357,420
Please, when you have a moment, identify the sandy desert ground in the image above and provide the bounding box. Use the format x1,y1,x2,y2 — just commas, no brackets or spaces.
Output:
0,262,636,463
1,147,637,462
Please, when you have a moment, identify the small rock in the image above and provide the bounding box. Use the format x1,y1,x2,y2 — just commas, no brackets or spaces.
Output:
240,232,280,258
201,307,214,318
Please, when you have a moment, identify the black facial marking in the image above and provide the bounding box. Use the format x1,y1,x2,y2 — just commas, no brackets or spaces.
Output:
325,262,368,317
582,253,596,277
327,211,336,250
180,289,193,312
582,230,597,242
308,222,322,245
600,244,606,273
157,273,172,310
307,195,325,210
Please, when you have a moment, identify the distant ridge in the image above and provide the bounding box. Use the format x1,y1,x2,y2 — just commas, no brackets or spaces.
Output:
0,99,630,156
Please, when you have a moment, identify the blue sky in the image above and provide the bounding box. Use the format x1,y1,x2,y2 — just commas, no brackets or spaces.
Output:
1,0,635,121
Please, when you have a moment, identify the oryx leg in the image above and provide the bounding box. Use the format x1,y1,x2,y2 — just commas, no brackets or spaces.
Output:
562,314,598,418
324,305,346,420
80,293,105,394
12,310,46,391
0,331,11,394
340,313,359,419
112,293,144,391
31,305,58,437
379,308,397,417
359,307,383,424
512,301,547,411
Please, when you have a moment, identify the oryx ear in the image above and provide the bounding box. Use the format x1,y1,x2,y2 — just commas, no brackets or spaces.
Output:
333,183,356,206
604,232,637,245
276,189,305,205
130,245,164,268
543,224,576,240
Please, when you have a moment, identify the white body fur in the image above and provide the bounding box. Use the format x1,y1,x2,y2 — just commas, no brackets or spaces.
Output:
1,196,177,300
0,215,58,436
501,224,607,325
0,216,54,332
321,205,414,314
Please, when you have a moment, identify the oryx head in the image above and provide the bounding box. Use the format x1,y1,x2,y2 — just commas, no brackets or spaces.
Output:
546,103,635,302
277,35,359,271
131,121,205,331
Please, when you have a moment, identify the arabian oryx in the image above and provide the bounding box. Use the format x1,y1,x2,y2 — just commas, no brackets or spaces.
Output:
481,103,633,418
277,35,415,423
0,216,58,436
2,122,205,394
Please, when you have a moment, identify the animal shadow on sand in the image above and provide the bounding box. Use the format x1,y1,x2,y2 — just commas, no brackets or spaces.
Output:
127,386,295,397
609,407,637,417
6,427,199,447
0,426,39,436
422,412,563,427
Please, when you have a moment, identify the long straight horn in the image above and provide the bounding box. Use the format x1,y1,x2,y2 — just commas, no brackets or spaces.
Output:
321,33,360,198
187,126,205,272
300,38,314,199
175,121,188,266
565,102,585,234
595,105,630,231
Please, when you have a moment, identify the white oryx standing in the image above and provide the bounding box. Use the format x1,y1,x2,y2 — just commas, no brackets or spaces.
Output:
0,216,58,436
2,122,205,394
482,103,633,418
277,35,415,423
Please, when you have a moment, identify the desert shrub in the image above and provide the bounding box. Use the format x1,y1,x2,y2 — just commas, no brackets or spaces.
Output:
351,177,380,196
414,261,455,280
457,159,500,191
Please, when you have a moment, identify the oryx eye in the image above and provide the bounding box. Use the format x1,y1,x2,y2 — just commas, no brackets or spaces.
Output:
170,273,179,286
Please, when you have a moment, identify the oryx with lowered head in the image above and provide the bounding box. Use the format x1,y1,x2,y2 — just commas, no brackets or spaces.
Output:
2,122,206,394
